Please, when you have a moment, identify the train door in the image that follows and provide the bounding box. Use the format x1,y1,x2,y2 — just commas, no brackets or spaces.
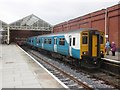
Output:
69,35,72,56
42,38,44,49
54,37,57,52
35,37,37,46
92,35,97,57
89,30,100,57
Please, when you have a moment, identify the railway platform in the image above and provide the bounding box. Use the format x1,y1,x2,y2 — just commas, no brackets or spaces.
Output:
0,44,66,89
103,52,120,63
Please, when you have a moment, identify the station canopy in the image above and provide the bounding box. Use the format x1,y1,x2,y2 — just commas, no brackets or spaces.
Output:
9,14,52,31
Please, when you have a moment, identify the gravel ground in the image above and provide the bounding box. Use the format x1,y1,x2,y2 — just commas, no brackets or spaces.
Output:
26,48,116,89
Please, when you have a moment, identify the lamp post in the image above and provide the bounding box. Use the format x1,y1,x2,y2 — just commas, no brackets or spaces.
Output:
105,9,108,39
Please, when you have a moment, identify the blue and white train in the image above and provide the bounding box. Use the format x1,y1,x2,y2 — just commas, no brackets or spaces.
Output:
26,28,105,68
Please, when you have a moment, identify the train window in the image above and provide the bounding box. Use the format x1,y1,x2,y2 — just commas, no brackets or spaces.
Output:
100,36,104,44
82,36,88,44
82,33,88,35
37,39,40,43
44,39,47,44
69,38,71,46
44,38,52,44
73,37,75,46
39,39,40,43
48,39,52,44
59,38,65,45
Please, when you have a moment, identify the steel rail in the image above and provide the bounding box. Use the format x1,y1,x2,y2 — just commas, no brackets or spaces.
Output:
29,51,93,90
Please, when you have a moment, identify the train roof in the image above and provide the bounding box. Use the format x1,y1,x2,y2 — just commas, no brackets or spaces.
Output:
29,28,97,38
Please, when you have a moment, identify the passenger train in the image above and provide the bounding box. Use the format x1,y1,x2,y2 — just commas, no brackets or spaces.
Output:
26,28,105,68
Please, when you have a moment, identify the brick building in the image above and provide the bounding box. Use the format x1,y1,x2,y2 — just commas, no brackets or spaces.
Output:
53,4,120,50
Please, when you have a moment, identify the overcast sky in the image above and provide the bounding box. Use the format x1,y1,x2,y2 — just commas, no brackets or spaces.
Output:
0,0,119,25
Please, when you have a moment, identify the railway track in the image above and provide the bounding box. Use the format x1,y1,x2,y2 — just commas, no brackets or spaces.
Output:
67,61,120,89
102,59,120,75
26,50,93,89
22,46,118,89
64,61,120,89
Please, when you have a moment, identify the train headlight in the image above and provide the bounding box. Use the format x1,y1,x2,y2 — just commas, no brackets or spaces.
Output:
101,51,103,54
94,62,97,64
82,51,88,55
84,52,86,54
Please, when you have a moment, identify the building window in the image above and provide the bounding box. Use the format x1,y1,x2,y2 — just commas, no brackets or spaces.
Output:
73,37,75,46
59,38,65,45
82,36,88,44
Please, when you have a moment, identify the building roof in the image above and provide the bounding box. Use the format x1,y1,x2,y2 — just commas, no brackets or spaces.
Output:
9,14,52,31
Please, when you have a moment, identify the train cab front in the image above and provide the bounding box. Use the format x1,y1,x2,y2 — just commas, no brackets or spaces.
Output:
80,30,105,68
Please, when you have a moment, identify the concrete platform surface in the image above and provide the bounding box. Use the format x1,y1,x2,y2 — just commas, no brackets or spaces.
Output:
0,44,66,88
103,51,120,64
105,52,119,61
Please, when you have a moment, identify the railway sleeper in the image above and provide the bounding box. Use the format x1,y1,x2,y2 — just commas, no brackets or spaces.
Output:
67,83,78,87
59,78,69,81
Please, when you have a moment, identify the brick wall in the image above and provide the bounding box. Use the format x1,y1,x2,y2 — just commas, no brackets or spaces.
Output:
53,4,120,49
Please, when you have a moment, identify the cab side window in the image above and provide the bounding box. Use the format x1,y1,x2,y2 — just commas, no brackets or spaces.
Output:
73,37,75,46
100,36,103,44
82,36,88,44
